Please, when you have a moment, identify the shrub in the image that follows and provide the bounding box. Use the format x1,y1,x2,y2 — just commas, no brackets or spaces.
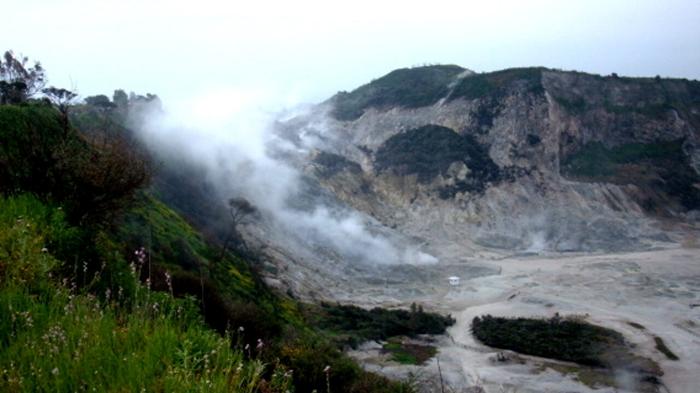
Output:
471,314,625,367
449,67,544,101
374,124,500,192
311,302,455,347
0,103,151,224
331,65,466,120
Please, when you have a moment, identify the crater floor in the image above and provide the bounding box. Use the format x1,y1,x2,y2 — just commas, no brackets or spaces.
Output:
342,246,700,393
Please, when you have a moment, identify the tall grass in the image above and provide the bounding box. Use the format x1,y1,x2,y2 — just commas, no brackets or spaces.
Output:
0,194,292,392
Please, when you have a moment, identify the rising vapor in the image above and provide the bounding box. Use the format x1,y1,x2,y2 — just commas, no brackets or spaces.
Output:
131,87,437,266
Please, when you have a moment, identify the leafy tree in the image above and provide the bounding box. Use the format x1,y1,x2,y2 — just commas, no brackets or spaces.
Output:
42,86,78,134
0,50,46,104
112,89,128,109
219,197,257,260
85,94,116,109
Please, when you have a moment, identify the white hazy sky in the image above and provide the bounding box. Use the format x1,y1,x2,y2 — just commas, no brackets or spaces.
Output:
5,0,700,103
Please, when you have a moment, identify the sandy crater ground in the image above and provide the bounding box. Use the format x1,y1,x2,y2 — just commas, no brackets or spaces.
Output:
346,246,700,393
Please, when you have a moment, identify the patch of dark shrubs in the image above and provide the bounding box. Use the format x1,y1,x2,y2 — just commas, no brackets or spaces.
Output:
313,151,362,178
374,124,500,190
314,302,455,348
561,140,700,210
331,65,465,120
449,67,545,101
471,314,625,367
0,103,150,225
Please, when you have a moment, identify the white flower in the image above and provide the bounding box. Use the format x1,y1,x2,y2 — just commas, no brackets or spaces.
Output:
323,365,330,373
51,367,59,375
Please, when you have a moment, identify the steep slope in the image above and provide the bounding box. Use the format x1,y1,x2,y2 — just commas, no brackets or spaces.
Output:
283,67,700,256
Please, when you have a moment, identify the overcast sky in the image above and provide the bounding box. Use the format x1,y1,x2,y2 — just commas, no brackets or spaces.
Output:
5,0,700,104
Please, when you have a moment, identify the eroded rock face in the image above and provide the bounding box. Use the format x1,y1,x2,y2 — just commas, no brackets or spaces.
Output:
280,67,700,257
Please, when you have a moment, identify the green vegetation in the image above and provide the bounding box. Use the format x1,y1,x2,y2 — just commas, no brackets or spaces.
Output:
374,124,500,194
308,302,455,349
561,140,700,210
448,67,544,101
382,339,437,365
537,362,618,390
0,194,286,392
472,315,645,369
330,66,546,121
331,65,465,120
653,336,679,361
0,58,430,392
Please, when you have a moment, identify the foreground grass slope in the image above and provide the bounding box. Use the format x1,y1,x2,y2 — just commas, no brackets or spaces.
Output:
0,194,282,392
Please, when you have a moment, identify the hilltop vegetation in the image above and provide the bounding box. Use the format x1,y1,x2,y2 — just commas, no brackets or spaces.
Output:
329,66,547,120
330,65,465,120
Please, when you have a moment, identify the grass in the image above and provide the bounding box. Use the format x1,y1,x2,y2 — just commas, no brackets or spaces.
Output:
382,340,437,365
653,336,679,361
0,193,417,393
0,194,288,392
538,362,617,390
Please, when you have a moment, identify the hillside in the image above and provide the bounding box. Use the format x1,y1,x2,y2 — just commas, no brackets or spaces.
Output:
0,97,456,392
253,65,700,392
289,66,700,255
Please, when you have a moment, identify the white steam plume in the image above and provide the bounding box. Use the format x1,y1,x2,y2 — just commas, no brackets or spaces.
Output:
133,87,436,266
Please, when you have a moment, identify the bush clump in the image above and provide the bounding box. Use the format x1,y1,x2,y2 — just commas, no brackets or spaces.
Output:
561,140,700,210
374,124,500,192
449,67,544,101
471,314,626,367
331,65,465,120
312,302,455,348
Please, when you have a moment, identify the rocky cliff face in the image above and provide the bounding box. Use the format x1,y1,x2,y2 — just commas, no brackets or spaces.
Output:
279,66,700,256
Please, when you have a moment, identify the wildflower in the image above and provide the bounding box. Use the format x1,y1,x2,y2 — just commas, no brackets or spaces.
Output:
323,365,330,373
51,367,59,375
256,339,263,350
238,326,245,332
165,271,173,295
41,247,48,253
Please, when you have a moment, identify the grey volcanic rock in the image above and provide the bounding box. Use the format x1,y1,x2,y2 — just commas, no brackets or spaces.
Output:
277,67,700,260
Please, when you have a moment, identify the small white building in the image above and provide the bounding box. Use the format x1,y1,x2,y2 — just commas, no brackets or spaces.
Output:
448,276,460,286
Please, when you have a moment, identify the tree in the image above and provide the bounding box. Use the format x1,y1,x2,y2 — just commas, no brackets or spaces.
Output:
0,50,46,104
85,94,116,109
113,89,128,109
42,86,78,134
219,197,257,260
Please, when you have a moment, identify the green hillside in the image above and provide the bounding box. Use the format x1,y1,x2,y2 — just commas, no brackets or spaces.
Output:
0,88,453,391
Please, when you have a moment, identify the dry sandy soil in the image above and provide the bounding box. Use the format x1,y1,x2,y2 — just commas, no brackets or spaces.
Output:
345,246,700,393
